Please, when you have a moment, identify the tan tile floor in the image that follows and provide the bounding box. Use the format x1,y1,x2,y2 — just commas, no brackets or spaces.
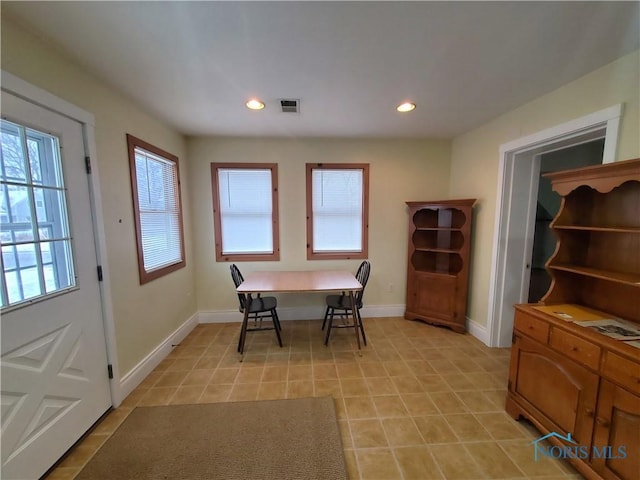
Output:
46,317,583,480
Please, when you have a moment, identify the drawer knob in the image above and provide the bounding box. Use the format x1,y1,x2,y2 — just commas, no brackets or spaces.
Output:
596,417,610,428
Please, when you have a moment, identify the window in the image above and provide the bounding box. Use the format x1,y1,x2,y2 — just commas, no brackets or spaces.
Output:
127,134,185,284
211,163,279,262
306,163,369,260
1,119,75,309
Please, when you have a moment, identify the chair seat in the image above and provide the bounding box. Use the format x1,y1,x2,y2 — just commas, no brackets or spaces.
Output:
247,296,277,313
325,294,360,311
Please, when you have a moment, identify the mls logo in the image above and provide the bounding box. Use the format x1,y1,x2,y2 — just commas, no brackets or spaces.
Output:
531,432,627,462
532,432,578,461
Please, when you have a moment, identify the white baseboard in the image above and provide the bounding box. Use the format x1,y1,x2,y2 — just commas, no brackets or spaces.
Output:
198,304,406,324
117,312,199,405
198,306,330,323
361,304,405,318
198,306,490,344
198,309,244,323
466,317,490,346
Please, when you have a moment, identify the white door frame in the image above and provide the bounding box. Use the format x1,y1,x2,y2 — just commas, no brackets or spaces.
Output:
486,104,623,347
1,70,122,406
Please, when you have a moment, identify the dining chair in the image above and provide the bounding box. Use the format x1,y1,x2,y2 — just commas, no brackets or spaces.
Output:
322,260,370,346
230,264,282,354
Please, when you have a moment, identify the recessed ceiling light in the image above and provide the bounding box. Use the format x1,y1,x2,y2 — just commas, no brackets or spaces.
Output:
246,99,265,110
396,102,416,113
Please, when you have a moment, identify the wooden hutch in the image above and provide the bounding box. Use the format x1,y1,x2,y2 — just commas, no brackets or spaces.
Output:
506,158,640,480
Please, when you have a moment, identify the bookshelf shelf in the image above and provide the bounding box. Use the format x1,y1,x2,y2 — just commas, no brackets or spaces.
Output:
548,264,640,286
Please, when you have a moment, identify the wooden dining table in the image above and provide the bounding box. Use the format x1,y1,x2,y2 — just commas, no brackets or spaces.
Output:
236,270,364,354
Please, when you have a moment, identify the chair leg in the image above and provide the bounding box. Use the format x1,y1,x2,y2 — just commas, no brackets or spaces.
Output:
321,306,331,330
272,309,283,348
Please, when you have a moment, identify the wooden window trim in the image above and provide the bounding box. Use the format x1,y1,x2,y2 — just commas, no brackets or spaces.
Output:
127,134,186,284
305,163,369,260
211,162,280,262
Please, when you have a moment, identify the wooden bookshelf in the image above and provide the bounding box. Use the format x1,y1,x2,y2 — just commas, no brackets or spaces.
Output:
404,199,475,333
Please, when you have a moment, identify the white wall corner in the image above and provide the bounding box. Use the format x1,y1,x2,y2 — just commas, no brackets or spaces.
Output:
466,317,490,346
117,312,199,405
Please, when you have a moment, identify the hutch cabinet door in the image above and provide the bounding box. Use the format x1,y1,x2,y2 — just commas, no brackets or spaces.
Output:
591,381,640,480
508,335,599,447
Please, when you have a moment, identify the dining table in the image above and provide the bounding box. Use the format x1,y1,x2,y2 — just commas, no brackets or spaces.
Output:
236,270,364,355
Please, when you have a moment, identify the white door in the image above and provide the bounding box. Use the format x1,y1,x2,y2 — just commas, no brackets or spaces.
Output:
1,91,111,480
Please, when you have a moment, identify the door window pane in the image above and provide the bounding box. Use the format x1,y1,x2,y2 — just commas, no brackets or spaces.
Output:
0,119,76,309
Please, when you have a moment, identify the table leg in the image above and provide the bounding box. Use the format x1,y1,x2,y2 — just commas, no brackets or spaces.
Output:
349,290,362,354
238,294,252,358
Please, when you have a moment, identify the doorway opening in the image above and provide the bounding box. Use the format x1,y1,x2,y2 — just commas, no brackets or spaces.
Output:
487,104,622,347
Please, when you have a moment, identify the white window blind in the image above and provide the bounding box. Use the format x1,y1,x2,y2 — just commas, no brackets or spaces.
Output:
218,168,273,254
312,168,363,252
134,148,182,271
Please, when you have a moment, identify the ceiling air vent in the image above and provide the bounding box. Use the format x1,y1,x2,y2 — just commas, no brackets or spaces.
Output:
279,99,300,113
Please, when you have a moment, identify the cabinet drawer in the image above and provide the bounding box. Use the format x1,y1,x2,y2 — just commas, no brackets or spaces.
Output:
549,328,601,370
514,311,549,343
602,352,640,395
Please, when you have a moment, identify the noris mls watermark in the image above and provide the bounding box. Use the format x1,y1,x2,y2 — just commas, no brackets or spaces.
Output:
532,432,627,461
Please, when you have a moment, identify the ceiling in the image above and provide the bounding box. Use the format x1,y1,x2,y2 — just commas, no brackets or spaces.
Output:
3,1,639,139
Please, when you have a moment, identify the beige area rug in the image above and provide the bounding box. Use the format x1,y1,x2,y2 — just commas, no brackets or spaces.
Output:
75,396,347,480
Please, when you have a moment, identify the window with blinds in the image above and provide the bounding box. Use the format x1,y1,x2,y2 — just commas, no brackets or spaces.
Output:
127,134,185,284
306,163,369,260
211,163,279,262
